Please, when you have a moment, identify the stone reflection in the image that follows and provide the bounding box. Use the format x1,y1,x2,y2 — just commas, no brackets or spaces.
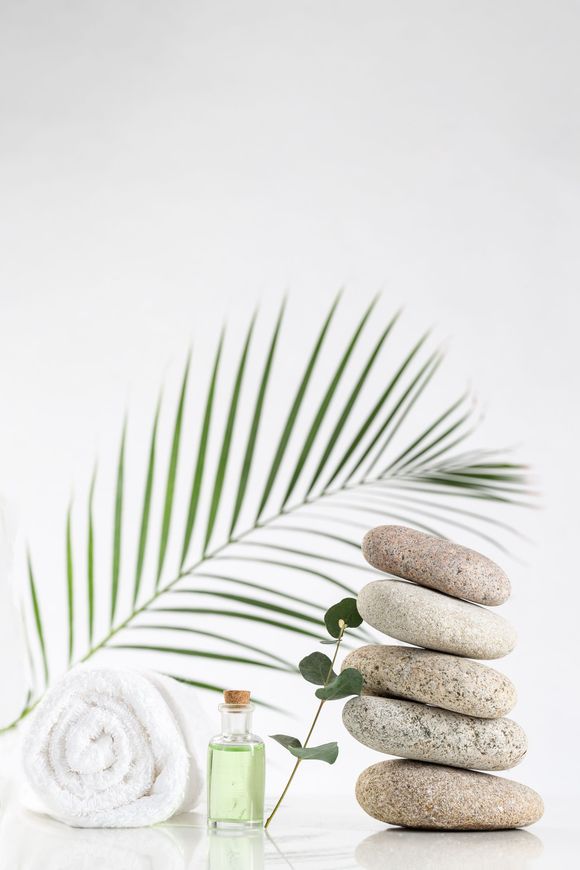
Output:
355,827,543,870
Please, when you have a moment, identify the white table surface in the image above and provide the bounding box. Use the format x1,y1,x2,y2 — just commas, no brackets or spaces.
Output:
0,792,574,870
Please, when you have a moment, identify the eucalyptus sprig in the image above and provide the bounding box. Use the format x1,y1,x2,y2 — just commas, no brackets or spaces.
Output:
265,597,364,828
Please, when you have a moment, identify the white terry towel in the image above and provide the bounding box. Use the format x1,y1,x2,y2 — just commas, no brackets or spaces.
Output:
22,668,205,828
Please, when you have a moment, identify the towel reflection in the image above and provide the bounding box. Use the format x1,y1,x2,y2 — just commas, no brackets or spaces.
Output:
0,805,203,870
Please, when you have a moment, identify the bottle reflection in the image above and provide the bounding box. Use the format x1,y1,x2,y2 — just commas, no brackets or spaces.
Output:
207,828,264,870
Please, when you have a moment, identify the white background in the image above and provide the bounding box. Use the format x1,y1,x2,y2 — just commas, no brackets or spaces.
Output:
1,0,579,820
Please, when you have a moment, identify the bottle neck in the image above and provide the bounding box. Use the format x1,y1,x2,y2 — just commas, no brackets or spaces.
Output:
219,703,253,737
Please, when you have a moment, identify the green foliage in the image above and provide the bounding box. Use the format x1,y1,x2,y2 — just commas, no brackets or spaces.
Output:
299,652,336,685
315,668,363,700
324,597,363,638
293,743,339,764
271,734,302,751
6,296,533,733
266,596,364,826
271,734,339,764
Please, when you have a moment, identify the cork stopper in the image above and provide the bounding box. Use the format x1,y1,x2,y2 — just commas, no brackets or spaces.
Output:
223,690,251,705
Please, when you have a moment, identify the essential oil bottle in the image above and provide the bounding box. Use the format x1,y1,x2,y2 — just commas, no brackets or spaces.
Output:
207,690,265,829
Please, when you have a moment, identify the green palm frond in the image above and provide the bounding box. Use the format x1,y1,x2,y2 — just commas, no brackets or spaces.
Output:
110,422,126,626
5,296,533,729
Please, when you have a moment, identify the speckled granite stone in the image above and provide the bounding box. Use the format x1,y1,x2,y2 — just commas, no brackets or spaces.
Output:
342,644,517,718
343,696,527,770
355,760,544,830
362,525,511,605
357,579,516,659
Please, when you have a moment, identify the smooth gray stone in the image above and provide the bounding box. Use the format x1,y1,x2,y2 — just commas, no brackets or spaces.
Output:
357,578,517,659
355,759,544,830
343,696,527,770
362,524,511,605
342,644,517,718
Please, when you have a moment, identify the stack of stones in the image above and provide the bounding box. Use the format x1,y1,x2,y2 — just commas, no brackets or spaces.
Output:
342,525,543,831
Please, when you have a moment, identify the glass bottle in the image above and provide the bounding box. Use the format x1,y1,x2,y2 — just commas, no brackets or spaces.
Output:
207,690,265,829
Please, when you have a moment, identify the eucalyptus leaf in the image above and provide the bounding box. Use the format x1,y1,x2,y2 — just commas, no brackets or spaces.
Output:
288,742,339,764
271,734,302,750
299,652,335,685
315,668,363,701
271,735,338,764
324,597,363,638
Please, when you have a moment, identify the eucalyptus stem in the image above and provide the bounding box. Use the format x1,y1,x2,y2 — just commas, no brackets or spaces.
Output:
265,621,346,829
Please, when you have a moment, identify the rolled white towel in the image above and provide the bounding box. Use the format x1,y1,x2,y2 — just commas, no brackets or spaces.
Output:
22,668,205,828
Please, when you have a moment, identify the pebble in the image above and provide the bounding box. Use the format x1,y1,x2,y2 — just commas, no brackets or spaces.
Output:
342,644,517,718
343,696,527,770
357,578,517,659
355,759,544,830
362,525,511,605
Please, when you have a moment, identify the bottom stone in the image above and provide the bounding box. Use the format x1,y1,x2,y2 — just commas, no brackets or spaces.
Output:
356,760,544,830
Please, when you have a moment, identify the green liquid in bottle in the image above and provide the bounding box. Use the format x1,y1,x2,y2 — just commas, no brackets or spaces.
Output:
208,742,265,826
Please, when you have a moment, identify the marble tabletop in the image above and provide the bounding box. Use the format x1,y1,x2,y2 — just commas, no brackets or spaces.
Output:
0,792,574,869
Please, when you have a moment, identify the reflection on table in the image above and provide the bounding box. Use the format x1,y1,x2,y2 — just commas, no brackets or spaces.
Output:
0,794,548,870
208,827,264,870
356,827,544,870
0,805,203,870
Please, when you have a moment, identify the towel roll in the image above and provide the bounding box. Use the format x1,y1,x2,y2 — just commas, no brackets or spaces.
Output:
22,668,205,828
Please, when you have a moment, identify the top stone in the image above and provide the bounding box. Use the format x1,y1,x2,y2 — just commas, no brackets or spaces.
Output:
362,525,511,606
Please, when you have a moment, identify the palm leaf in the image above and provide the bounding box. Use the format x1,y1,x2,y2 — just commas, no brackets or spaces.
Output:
230,299,285,536
152,607,325,640
157,358,190,586
262,523,362,549
203,316,255,554
180,331,224,569
382,394,468,475
306,310,400,496
322,332,430,490
110,423,126,626
255,292,341,520
112,643,286,672
65,502,74,663
168,675,285,711
364,353,443,471
365,485,529,539
346,351,443,482
334,489,509,552
128,624,296,670
27,552,49,688
163,587,324,626
281,296,377,508
6,296,535,729
226,540,375,571
176,571,328,610
134,399,160,605
87,466,97,644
